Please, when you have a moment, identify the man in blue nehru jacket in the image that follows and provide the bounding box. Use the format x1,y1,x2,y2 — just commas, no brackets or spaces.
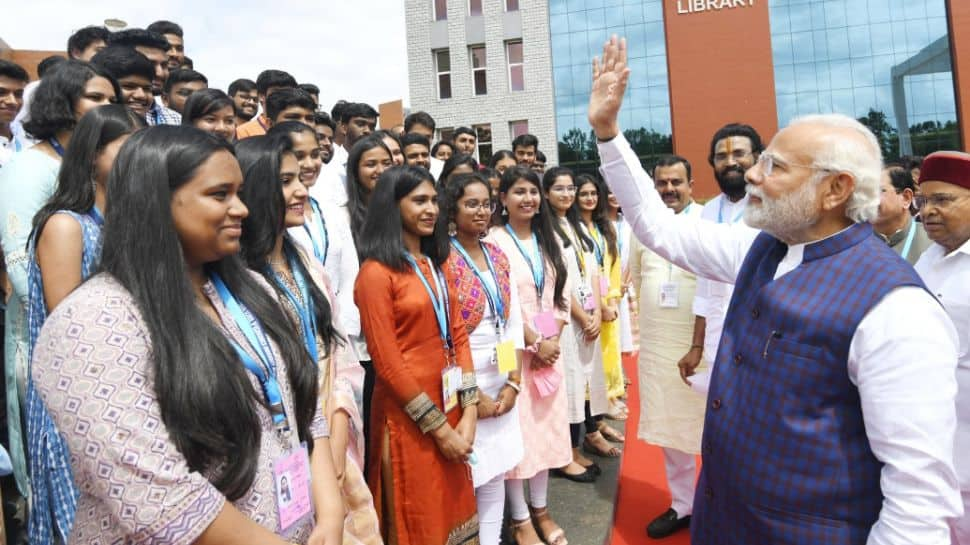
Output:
589,36,962,544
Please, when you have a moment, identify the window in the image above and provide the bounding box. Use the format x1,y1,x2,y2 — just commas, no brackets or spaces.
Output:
439,127,455,142
474,123,492,164
434,0,447,21
506,0,519,11
506,41,524,91
470,46,487,96
510,120,529,139
434,49,452,99
469,0,482,16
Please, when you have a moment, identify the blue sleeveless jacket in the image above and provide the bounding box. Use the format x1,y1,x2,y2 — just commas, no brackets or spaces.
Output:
691,222,925,545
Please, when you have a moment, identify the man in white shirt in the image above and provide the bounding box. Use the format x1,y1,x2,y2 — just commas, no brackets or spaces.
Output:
912,151,970,544
589,36,961,545
686,124,762,386
0,60,28,169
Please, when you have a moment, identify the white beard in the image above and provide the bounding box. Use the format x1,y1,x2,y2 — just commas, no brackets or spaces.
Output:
744,181,819,242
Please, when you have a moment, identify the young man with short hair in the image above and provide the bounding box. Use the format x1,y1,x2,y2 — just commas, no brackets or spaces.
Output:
330,100,349,151
109,29,180,125
161,68,207,115
228,78,258,125
91,46,155,118
401,133,432,170
235,69,297,139
0,60,28,167
67,26,110,61
404,111,436,140
453,126,477,156
146,20,185,71
298,83,320,107
314,111,336,164
338,102,378,154
512,133,539,165
266,88,315,127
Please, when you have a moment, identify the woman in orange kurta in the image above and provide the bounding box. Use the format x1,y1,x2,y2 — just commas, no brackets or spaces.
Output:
354,165,480,545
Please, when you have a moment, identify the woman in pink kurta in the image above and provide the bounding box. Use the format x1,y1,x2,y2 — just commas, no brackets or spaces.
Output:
488,165,571,545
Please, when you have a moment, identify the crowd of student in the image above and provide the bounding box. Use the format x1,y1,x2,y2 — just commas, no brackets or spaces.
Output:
0,20,637,545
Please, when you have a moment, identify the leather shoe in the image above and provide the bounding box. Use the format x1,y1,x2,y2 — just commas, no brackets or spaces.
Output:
551,466,597,483
646,508,690,539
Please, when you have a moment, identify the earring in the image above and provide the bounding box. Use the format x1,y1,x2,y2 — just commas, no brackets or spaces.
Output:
501,208,508,216
448,221,457,236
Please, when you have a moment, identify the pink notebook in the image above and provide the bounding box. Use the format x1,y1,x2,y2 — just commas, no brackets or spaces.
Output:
532,366,562,397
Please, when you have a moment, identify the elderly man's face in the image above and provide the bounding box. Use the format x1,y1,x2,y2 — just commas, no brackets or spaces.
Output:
743,125,830,241
875,169,913,229
918,180,970,253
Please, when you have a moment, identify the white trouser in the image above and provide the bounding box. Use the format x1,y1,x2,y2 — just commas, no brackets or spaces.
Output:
506,470,550,521
476,474,506,545
663,447,696,517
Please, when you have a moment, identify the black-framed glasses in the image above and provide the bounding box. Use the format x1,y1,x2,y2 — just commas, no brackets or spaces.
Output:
462,199,496,213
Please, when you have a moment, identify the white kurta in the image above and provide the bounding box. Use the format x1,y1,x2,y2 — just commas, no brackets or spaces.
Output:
915,238,970,544
631,203,706,453
557,218,609,424
469,274,526,488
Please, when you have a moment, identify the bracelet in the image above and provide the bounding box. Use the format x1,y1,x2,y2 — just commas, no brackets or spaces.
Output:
525,336,543,354
504,380,521,393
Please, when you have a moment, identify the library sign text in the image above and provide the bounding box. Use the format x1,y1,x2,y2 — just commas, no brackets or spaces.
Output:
677,0,755,15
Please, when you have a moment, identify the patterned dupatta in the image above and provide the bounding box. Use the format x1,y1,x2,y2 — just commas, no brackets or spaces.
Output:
446,240,512,334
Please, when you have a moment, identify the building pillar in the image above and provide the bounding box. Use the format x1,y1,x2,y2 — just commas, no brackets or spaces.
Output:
948,0,970,151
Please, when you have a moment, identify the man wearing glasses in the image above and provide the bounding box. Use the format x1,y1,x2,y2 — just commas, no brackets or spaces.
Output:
912,151,970,544
590,36,961,545
873,165,932,264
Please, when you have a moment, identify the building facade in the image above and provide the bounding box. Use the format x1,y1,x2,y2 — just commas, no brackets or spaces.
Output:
407,0,969,196
405,0,559,166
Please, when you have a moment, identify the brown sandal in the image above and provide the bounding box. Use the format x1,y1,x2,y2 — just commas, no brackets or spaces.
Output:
529,506,568,545
583,432,622,457
511,517,543,545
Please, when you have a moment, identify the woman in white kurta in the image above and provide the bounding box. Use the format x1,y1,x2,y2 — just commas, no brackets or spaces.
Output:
441,173,525,545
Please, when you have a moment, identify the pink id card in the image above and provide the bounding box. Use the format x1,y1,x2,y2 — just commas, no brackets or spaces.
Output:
274,445,313,534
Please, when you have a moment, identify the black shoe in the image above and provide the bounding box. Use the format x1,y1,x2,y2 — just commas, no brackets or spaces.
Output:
584,461,603,476
646,508,690,539
551,466,598,483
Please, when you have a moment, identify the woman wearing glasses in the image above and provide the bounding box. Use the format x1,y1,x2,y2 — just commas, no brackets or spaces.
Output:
441,172,525,545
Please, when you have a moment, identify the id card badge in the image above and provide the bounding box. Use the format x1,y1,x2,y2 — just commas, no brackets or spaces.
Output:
577,283,594,311
442,364,461,412
274,444,313,535
496,340,517,374
533,311,559,338
658,282,680,308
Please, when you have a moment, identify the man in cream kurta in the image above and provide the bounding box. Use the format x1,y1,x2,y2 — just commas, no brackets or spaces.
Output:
631,155,705,538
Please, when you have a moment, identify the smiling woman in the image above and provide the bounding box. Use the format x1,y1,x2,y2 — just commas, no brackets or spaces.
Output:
354,166,481,545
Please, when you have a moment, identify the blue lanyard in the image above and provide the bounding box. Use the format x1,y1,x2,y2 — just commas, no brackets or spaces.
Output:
717,197,744,224
89,206,104,226
210,272,288,428
405,254,455,363
504,224,544,299
48,137,65,157
450,238,506,330
303,198,330,265
269,251,319,365
900,219,917,260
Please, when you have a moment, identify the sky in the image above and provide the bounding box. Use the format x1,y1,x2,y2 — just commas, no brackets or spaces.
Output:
0,0,411,111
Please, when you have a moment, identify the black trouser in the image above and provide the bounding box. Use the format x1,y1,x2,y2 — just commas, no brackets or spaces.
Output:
569,400,603,447
360,360,375,476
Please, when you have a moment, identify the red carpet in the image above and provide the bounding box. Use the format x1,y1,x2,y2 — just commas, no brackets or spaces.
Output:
609,353,693,545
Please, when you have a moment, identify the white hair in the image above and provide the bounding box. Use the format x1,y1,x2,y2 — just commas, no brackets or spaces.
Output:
787,114,882,223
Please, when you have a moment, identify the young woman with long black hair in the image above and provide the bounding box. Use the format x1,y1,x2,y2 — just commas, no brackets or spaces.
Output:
354,165,480,545
440,172,525,545
488,165,571,545
0,59,118,500
24,104,144,544
541,166,613,481
31,126,342,544
574,174,628,436
236,134,382,544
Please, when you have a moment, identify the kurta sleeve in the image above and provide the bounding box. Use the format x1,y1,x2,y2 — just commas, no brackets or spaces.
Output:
630,239,644,303
355,261,446,433
32,285,225,544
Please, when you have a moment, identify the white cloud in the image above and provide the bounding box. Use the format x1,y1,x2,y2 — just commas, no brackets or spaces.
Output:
0,0,410,111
